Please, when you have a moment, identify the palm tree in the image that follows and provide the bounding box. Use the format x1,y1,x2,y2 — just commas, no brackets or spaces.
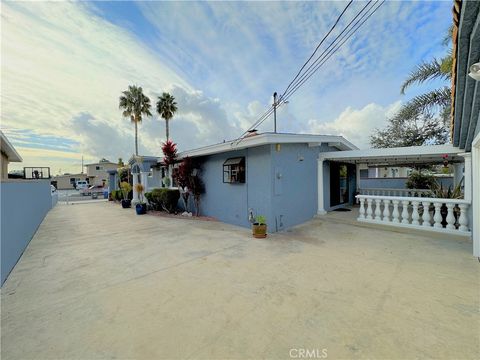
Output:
119,85,152,156
156,92,178,140
396,26,453,125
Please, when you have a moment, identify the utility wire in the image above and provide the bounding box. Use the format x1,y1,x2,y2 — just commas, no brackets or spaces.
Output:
280,0,374,100
233,0,385,145
282,0,354,97
283,1,384,101
252,0,385,132
232,1,356,146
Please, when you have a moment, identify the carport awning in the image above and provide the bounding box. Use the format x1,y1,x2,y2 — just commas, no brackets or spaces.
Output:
319,144,464,166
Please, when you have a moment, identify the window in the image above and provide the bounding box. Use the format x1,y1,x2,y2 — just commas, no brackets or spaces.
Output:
223,157,245,183
95,166,103,171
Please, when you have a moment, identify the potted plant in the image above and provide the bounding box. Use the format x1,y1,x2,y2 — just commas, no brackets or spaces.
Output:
120,181,132,208
429,183,463,227
252,215,267,238
134,183,147,215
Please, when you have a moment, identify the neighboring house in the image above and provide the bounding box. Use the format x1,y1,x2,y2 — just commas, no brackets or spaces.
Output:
84,159,119,186
1,131,57,285
52,173,94,190
1,130,22,179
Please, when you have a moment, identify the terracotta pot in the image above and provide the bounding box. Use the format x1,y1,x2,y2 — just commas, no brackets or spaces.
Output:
252,223,267,238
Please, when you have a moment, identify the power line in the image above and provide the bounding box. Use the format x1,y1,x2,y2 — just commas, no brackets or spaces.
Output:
280,0,374,100
282,0,354,97
252,1,385,132
233,0,385,144
282,1,385,102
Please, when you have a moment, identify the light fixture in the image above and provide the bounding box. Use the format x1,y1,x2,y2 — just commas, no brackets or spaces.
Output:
468,62,480,81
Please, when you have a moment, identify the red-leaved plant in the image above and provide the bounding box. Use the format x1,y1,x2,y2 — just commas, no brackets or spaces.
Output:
173,156,192,210
161,140,177,166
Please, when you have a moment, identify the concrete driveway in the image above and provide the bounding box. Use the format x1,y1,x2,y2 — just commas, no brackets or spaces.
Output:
1,202,479,359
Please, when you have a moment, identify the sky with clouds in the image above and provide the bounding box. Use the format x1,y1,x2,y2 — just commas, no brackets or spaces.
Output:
1,0,452,174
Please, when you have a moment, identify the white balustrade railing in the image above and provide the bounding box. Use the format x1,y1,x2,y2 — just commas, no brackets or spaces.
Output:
356,194,471,235
358,188,432,197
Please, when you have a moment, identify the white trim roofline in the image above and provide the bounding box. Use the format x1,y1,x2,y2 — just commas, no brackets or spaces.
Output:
179,132,358,158
319,144,461,162
0,130,22,162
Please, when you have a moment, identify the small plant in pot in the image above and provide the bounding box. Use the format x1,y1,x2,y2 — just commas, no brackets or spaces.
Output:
120,182,132,208
134,183,147,215
252,215,267,238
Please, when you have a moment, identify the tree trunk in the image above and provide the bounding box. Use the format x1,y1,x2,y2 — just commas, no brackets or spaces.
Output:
135,120,138,155
166,118,170,140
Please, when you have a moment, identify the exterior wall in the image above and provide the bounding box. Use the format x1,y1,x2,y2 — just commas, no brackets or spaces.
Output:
1,153,9,180
197,146,272,229
1,180,52,285
196,143,341,232
271,143,335,230
53,174,93,189
85,163,118,186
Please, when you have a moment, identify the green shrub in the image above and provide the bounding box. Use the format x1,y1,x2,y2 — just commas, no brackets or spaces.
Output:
145,188,180,213
110,190,122,201
406,171,436,190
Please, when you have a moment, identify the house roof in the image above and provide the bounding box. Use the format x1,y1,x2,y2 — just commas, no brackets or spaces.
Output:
178,132,358,158
0,131,22,162
318,144,464,166
84,159,117,166
451,0,480,151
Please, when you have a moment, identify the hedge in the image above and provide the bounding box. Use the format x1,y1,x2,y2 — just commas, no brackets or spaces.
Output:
145,188,180,213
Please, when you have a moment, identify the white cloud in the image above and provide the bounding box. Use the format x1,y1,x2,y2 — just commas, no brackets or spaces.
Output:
307,101,402,149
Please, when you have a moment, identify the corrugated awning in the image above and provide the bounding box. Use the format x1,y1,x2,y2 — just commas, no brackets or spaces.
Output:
223,157,244,166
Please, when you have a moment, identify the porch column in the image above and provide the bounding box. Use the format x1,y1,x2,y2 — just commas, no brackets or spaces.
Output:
132,174,139,203
355,163,361,192
140,172,149,193
472,133,480,257
453,163,464,187
459,153,472,201
317,158,326,215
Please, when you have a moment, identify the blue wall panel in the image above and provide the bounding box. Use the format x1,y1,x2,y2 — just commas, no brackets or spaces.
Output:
1,180,52,285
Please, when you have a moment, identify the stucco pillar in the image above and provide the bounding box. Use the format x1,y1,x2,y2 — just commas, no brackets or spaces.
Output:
355,163,361,192
471,133,480,257
453,163,464,187
459,153,472,201
132,174,139,203
140,172,149,194
317,158,326,215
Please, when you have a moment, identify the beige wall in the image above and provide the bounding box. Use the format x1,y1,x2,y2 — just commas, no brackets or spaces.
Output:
1,153,9,180
85,163,118,186
53,174,93,190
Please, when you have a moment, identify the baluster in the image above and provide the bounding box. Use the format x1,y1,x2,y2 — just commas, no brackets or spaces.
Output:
358,198,365,220
446,203,455,230
422,202,432,227
433,202,443,228
401,200,410,224
383,199,391,222
411,201,420,225
391,200,400,223
458,204,469,232
357,198,365,220
374,199,382,221
366,199,373,220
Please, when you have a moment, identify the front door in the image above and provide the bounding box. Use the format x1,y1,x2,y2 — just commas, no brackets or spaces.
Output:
330,162,349,207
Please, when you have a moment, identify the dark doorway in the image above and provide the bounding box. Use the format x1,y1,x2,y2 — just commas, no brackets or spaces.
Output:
330,162,349,207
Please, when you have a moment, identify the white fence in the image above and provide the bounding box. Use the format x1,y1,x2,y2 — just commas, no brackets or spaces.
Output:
358,188,432,197
356,194,471,236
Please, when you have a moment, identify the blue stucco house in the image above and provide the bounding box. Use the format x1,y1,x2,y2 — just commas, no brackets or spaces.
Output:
178,133,357,232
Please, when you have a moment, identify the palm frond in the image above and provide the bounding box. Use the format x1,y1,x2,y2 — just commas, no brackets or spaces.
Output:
400,59,450,94
394,87,451,121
